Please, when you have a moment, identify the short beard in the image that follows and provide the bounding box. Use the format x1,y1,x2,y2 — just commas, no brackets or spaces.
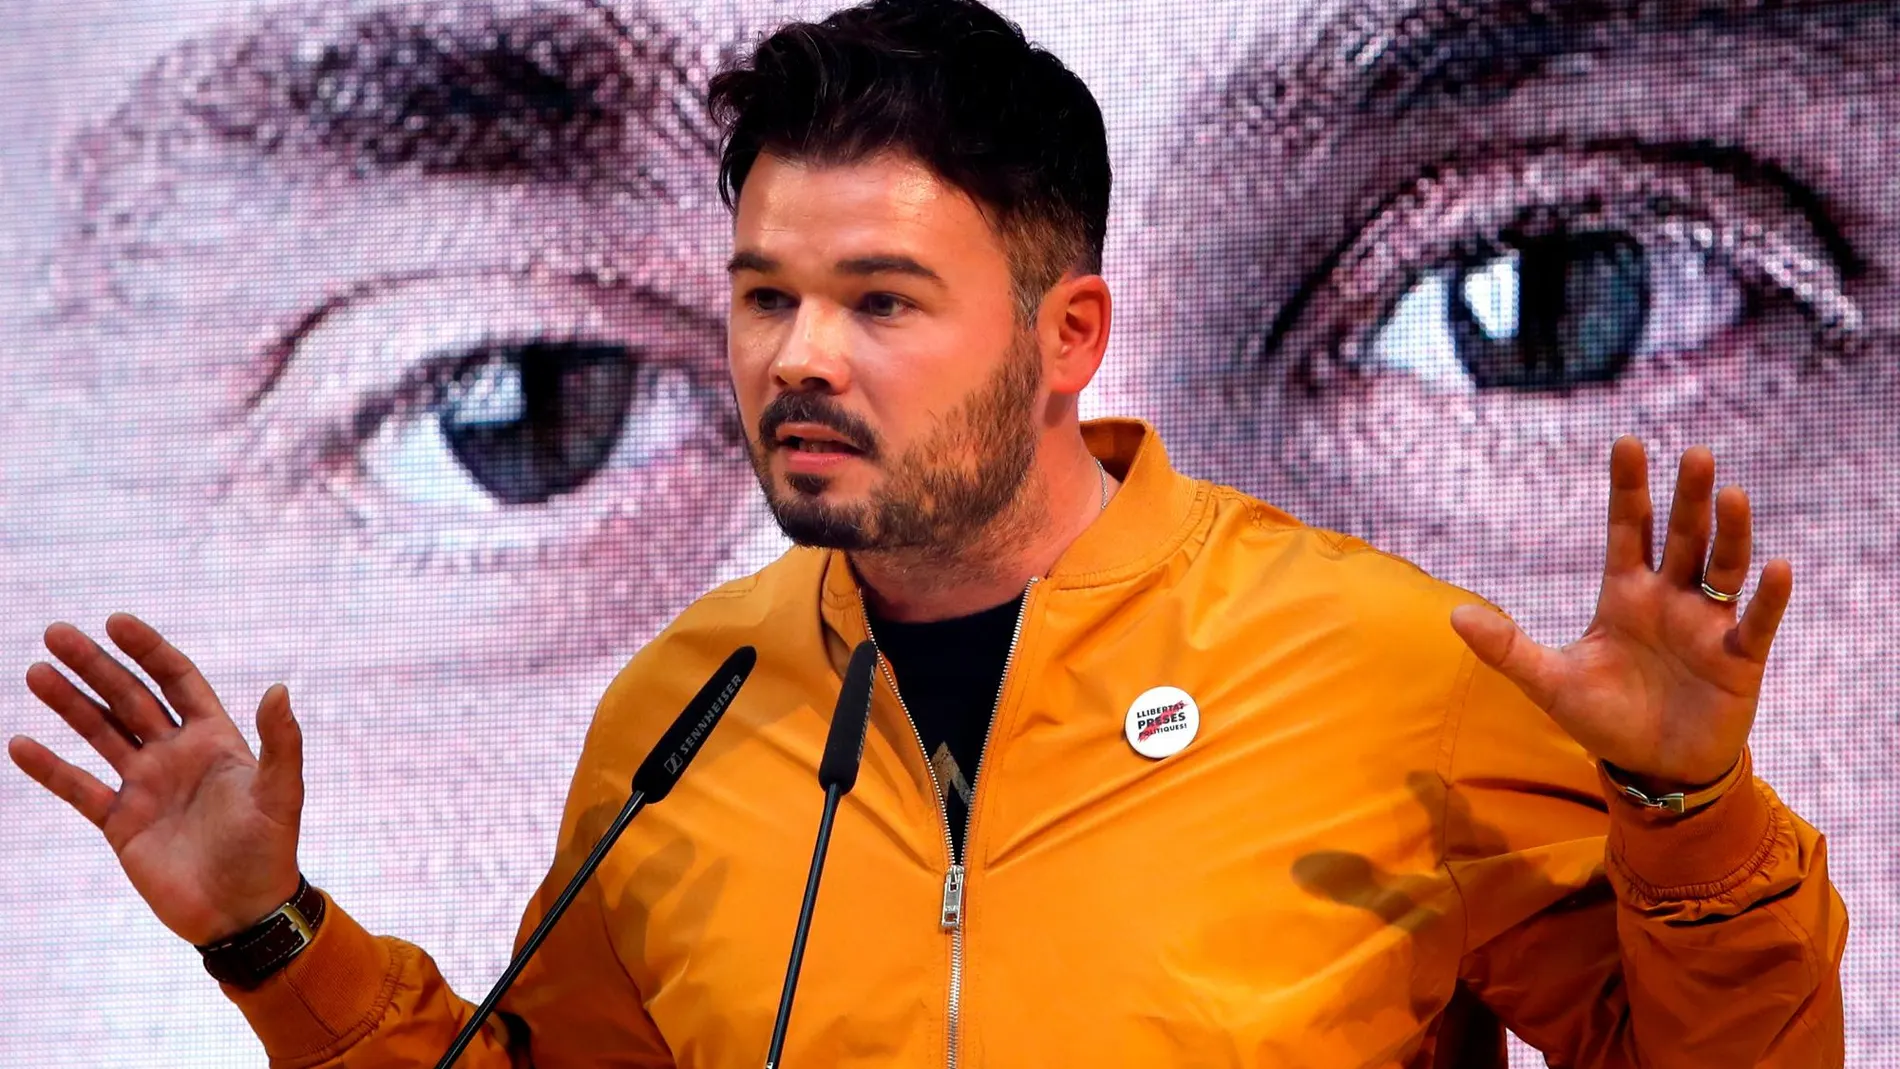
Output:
748,334,1041,558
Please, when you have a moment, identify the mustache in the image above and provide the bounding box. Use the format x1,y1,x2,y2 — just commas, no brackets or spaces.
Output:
758,392,881,459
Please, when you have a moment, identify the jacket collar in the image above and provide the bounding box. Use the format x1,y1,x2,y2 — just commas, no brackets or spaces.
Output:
1050,417,1205,585
819,418,1206,624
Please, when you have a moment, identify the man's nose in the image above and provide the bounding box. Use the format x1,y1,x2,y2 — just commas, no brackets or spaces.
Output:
770,302,854,394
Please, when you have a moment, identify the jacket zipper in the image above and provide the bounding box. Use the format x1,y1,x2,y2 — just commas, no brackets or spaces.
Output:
859,577,1038,1069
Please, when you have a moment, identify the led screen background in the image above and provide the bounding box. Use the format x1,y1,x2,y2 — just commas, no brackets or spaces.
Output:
0,0,1893,1064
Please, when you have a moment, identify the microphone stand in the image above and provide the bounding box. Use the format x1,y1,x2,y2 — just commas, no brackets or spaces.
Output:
762,640,876,1069
433,788,647,1069
426,645,756,1069
763,782,844,1069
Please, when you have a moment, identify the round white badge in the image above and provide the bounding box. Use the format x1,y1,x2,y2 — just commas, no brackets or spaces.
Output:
1124,685,1199,759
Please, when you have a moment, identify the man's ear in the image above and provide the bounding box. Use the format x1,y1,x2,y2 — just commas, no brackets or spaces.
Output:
1039,272,1112,394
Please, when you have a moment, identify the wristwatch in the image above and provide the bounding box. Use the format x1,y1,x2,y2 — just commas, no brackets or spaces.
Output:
1600,757,1745,815
195,876,326,989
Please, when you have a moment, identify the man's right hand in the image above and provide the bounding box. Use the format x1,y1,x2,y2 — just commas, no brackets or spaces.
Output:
8,613,304,947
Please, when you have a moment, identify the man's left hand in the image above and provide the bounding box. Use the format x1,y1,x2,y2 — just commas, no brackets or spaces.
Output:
1449,436,1792,792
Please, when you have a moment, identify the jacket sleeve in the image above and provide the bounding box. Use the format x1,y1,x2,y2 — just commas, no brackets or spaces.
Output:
1442,647,1848,1068
223,730,675,1067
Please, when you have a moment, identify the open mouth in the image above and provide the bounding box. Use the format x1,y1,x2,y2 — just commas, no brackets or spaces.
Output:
779,435,862,454
773,420,868,456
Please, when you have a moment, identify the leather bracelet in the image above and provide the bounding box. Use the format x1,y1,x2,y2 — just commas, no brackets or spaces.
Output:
1600,756,1746,815
195,876,326,989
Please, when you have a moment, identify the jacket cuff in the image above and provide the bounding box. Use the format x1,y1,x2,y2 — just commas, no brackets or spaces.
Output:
221,894,397,1063
1604,749,1777,903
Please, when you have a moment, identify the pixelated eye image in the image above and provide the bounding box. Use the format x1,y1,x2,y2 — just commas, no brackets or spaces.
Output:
1132,2,1896,1059
0,0,1891,1064
0,1,776,1058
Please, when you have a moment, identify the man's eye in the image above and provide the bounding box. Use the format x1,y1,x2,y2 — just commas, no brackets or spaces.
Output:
749,288,795,313
1266,148,1860,393
860,292,906,319
358,340,684,508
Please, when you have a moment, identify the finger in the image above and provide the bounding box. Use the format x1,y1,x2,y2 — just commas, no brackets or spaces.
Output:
1734,558,1793,662
1700,484,1753,601
1449,603,1564,710
1657,446,1717,588
103,613,229,726
1603,436,1655,574
24,662,139,771
42,622,176,743
7,736,115,828
254,685,305,826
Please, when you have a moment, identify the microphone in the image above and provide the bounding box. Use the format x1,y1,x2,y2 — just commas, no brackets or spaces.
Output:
763,641,878,1069
433,646,758,1069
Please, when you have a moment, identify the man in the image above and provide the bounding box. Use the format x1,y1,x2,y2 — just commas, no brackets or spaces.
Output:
8,0,1846,1064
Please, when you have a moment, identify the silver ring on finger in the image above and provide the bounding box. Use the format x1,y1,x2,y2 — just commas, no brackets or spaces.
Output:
1699,576,1743,604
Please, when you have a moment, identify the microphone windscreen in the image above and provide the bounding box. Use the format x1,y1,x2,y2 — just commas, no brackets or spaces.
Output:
630,646,757,804
817,642,879,793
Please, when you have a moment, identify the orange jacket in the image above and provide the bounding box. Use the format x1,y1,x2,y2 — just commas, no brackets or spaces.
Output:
228,420,1845,1068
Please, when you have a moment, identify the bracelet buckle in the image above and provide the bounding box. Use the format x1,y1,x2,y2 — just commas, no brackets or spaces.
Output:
1600,757,1745,817
1616,783,1689,814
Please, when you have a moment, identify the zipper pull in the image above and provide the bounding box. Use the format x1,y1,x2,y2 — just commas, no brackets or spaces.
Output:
940,864,965,931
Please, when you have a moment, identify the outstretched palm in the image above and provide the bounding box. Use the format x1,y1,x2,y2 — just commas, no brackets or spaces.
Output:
8,614,304,946
1451,437,1792,789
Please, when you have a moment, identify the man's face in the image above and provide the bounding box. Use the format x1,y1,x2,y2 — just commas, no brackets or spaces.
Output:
727,153,1043,554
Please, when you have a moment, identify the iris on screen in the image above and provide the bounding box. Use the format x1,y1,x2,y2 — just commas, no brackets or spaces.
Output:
1368,229,1689,392
367,341,642,507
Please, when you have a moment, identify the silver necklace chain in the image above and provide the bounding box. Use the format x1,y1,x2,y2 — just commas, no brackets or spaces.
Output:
1094,457,1109,511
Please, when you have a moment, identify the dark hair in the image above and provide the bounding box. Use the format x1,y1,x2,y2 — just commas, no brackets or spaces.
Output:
707,0,1111,320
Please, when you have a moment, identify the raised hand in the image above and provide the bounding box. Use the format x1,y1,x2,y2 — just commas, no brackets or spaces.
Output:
8,613,304,946
1449,437,1792,791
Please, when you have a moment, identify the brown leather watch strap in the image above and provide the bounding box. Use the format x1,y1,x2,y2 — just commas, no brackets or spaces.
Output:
195,877,327,989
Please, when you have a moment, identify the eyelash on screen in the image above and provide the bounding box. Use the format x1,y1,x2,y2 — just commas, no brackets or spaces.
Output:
219,326,740,573
340,338,648,443
1257,144,1861,387
222,269,740,518
295,355,726,571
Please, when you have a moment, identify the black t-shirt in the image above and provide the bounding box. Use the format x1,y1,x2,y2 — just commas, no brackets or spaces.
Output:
866,593,1025,861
